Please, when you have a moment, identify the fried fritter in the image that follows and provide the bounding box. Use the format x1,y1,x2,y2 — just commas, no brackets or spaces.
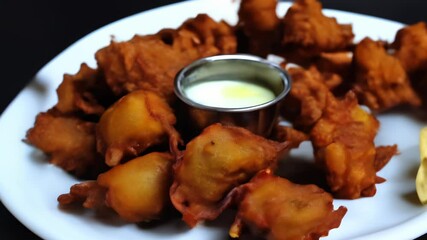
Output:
25,109,106,178
229,170,347,240
353,37,421,112
95,14,236,102
57,181,107,209
392,22,427,73
170,123,289,227
58,152,174,222
280,67,334,131
96,90,180,166
98,152,174,222
310,91,398,199
237,0,281,56
281,0,354,64
55,63,115,117
272,124,309,148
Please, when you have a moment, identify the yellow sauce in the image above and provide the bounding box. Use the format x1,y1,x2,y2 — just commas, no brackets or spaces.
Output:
184,80,275,108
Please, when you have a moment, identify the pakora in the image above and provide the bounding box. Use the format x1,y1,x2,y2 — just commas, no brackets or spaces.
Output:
55,63,115,117
229,170,347,240
58,152,174,222
353,37,421,112
96,14,236,102
310,92,398,199
96,90,181,166
281,0,354,64
170,123,289,227
237,0,281,56
25,109,106,178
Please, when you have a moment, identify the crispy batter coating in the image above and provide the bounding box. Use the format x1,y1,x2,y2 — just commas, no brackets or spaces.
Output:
56,63,115,117
353,38,421,111
97,152,174,222
237,0,281,56
96,90,180,166
280,67,334,131
281,0,354,64
272,124,309,148
25,110,106,178
392,22,427,73
95,14,236,102
57,181,107,209
58,152,174,222
229,170,347,240
310,92,398,199
170,123,289,227
312,52,353,95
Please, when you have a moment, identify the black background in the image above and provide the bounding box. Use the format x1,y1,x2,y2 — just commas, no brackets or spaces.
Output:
1,0,427,239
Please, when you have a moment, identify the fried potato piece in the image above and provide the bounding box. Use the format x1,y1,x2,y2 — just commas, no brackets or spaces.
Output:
95,14,236,102
280,67,334,131
56,63,115,117
237,0,281,56
98,152,174,222
353,37,421,112
229,170,347,240
281,0,354,64
25,109,106,178
170,123,289,227
392,22,427,73
310,92,398,199
58,152,174,222
96,90,180,166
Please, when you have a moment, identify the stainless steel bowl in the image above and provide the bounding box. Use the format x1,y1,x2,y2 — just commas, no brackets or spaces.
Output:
174,54,291,137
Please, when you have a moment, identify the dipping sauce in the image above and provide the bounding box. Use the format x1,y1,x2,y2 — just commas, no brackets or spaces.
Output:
174,54,291,136
184,80,276,108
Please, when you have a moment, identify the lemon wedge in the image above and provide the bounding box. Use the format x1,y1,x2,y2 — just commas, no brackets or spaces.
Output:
416,127,427,204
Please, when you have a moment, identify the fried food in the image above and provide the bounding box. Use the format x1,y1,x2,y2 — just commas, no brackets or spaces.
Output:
392,22,427,73
98,152,174,222
310,91,398,199
416,127,427,204
229,169,347,240
353,37,421,111
96,90,181,166
57,181,107,209
95,14,236,102
237,0,281,56
170,123,289,227
59,152,174,222
281,0,354,64
55,63,115,117
25,109,106,178
272,124,309,148
280,67,335,131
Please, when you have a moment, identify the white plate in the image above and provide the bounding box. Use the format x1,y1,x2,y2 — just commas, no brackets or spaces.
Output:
0,0,426,239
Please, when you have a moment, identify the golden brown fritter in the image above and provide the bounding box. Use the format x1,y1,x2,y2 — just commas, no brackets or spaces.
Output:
59,152,174,222
392,22,427,73
97,152,174,222
25,109,106,178
280,67,335,131
170,123,289,227
272,124,309,148
96,90,181,166
95,14,236,102
55,63,115,117
57,181,107,209
229,170,347,240
237,0,281,56
353,37,421,112
310,92,398,199
281,0,354,64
